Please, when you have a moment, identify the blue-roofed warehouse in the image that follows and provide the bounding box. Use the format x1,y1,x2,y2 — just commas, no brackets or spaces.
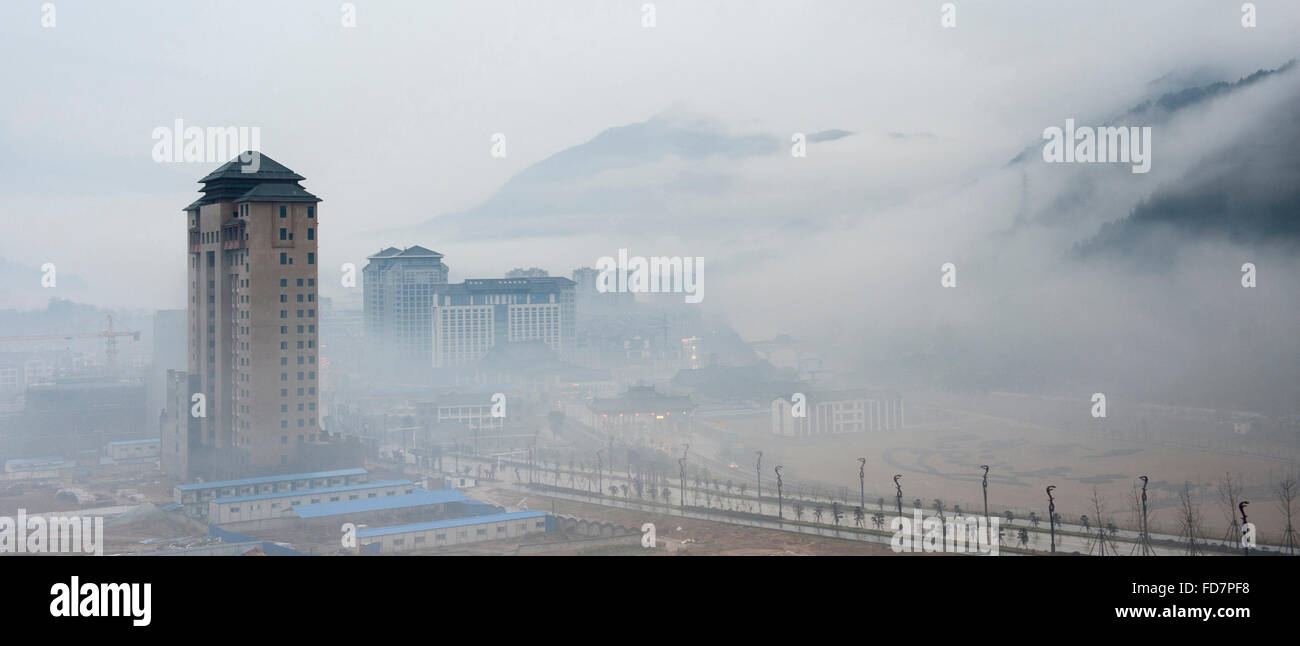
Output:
292,489,469,518
207,480,417,524
356,511,553,553
174,467,370,519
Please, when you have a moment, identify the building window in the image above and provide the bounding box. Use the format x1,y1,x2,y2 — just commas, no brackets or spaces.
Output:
280,206,287,218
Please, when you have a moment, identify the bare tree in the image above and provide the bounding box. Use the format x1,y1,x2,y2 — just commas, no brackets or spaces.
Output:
1176,482,1207,556
1086,486,1118,556
1215,472,1245,548
1277,470,1299,555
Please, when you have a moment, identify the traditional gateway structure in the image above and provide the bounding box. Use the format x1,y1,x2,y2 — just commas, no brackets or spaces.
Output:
586,386,695,435
770,389,904,436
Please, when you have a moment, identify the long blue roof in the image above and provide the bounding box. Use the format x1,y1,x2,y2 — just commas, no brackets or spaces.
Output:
292,489,469,518
177,467,368,492
213,480,413,505
357,511,546,538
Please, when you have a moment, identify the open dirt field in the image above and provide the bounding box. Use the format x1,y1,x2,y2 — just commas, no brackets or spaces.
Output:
723,399,1299,541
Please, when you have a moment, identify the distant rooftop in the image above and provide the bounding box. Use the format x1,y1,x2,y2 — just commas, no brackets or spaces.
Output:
176,467,368,492
185,152,320,210
292,488,469,518
197,153,305,183
368,245,444,260
212,480,413,505
771,388,899,403
356,511,546,539
590,386,694,414
434,277,576,296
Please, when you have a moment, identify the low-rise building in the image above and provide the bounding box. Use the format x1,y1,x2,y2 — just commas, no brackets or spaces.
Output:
174,467,370,519
587,386,694,438
207,479,416,524
106,438,160,461
770,389,904,436
356,510,551,553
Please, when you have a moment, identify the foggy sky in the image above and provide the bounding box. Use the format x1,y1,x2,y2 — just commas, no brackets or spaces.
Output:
2,0,1299,410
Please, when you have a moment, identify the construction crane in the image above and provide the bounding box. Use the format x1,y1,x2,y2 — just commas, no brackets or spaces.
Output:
0,314,141,376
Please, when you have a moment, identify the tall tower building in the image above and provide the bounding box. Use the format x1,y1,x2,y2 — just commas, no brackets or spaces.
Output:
362,245,449,374
182,153,321,473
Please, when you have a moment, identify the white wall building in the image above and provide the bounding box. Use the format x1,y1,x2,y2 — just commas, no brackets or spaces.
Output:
357,511,550,553
771,389,904,436
208,479,415,524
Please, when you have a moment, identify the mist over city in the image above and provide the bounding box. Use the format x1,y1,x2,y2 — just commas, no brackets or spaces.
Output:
1,5,1298,629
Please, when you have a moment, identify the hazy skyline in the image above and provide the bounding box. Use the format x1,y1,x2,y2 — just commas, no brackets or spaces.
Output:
4,1,1300,412
3,1,1296,302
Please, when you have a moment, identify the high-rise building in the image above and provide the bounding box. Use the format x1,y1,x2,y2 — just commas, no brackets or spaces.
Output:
430,277,576,367
571,266,634,319
148,309,187,435
182,153,322,472
362,246,448,371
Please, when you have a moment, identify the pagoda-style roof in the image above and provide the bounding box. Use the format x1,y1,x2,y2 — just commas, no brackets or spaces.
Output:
197,152,304,183
184,152,319,210
235,182,320,203
396,245,443,258
368,245,445,260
